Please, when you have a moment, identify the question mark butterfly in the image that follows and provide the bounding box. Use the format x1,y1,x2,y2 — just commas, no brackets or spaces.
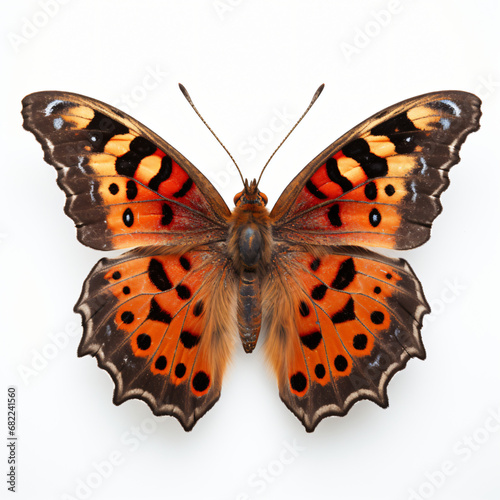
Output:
22,86,480,431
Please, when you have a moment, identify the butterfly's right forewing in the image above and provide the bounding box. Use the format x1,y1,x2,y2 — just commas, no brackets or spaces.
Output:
22,91,230,251
23,91,238,430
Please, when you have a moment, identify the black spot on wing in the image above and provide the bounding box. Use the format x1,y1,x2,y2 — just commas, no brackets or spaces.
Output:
176,284,191,300
314,363,326,379
173,178,193,198
175,363,186,378
148,155,173,191
154,355,167,370
300,331,322,350
299,301,310,317
371,112,420,154
331,297,355,324
353,334,368,350
86,111,129,153
192,371,210,392
115,137,157,177
331,258,356,290
370,311,385,325
310,258,320,272
305,180,327,200
290,372,307,392
161,203,173,226
179,256,191,271
311,284,327,301
328,204,342,227
180,331,200,349
369,208,382,227
126,180,138,200
334,355,348,372
136,333,151,350
193,300,204,317
148,258,172,291
342,138,388,178
364,181,377,200
325,157,353,192
147,297,172,324
122,208,134,227
385,184,395,196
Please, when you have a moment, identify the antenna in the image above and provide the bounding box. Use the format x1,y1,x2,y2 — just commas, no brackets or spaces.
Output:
256,84,325,187
178,83,245,185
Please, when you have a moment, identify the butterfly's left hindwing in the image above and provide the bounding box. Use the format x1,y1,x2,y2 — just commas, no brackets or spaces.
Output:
22,91,230,251
263,246,429,432
76,244,237,431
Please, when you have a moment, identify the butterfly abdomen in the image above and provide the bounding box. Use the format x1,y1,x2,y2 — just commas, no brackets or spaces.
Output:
237,271,262,353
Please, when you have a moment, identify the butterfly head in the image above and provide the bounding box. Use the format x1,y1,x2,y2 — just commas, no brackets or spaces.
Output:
233,179,268,207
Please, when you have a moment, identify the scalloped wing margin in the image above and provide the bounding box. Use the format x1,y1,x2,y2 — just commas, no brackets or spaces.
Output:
263,245,429,432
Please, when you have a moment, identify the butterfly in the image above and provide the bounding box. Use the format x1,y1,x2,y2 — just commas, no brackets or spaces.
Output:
22,86,480,432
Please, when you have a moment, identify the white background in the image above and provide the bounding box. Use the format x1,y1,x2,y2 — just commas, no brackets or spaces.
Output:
2,1,500,499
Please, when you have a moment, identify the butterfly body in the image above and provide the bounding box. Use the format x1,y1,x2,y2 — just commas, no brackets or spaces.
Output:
22,89,481,431
228,179,272,352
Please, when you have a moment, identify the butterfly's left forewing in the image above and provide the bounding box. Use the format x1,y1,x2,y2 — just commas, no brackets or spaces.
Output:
271,91,481,250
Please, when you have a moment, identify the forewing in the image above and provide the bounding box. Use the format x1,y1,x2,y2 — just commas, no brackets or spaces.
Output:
263,245,429,432
76,244,237,431
22,91,230,250
271,91,481,249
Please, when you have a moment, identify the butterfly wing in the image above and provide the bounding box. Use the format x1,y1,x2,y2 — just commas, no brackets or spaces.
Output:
77,244,237,430
264,246,428,432
271,91,481,249
22,91,230,250
266,91,480,430
23,91,236,429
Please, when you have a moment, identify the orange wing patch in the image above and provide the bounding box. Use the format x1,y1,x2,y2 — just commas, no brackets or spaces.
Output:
22,94,229,251
273,95,481,251
76,246,236,430
265,247,429,432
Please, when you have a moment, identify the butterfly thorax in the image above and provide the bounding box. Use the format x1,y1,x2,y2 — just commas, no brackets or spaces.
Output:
228,180,272,353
